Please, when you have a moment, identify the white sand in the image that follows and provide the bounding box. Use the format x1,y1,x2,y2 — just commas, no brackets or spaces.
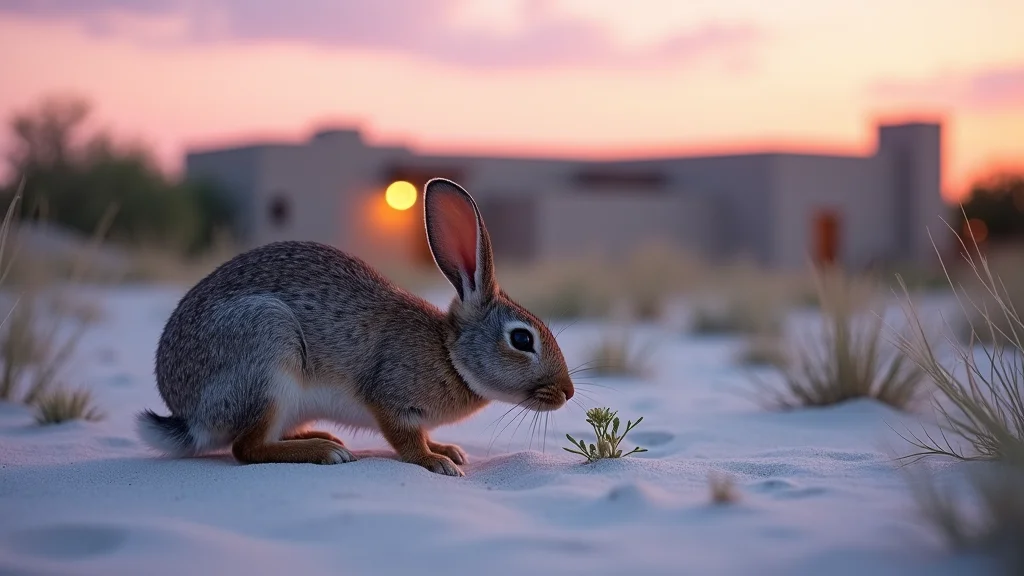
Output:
0,287,992,576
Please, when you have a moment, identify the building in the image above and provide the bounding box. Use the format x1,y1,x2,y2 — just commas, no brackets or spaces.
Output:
185,121,947,272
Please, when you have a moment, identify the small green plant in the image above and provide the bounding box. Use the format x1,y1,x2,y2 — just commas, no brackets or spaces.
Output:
34,388,104,425
563,407,648,462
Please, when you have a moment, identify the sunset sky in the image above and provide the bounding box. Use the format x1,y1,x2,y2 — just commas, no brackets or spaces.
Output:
1,0,1022,201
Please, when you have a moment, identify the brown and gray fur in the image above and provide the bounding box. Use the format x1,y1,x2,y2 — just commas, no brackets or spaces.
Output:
137,178,574,476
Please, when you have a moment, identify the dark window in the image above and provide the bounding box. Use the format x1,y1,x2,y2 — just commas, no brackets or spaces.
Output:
572,169,668,192
268,193,290,228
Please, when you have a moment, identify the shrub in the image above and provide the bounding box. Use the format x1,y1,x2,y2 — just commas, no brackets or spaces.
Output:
892,227,1024,574
0,181,106,422
688,259,795,336
755,265,927,410
34,388,104,425
911,459,1024,574
892,233,1023,462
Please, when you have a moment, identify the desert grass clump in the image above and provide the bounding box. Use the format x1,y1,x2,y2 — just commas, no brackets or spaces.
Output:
755,265,928,411
688,259,795,337
888,228,1024,573
892,233,1023,462
691,299,778,336
0,182,110,423
34,387,104,425
737,335,789,369
910,457,1024,574
564,407,648,462
582,328,655,379
708,471,740,505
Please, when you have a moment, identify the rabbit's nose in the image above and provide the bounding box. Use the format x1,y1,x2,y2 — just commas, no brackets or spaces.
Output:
562,381,575,401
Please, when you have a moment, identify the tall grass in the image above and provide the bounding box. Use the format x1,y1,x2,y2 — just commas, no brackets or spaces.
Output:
0,181,108,424
910,460,1024,573
755,265,927,410
891,226,1024,573
892,233,1023,462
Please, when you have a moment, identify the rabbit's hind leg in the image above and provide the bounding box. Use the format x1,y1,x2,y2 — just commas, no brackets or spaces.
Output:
232,401,355,465
284,428,346,446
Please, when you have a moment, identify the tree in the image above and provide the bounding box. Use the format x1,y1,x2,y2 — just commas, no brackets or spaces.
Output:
958,172,1024,245
1,94,234,254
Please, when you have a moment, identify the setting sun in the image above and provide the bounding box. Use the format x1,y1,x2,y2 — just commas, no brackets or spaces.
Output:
385,181,417,211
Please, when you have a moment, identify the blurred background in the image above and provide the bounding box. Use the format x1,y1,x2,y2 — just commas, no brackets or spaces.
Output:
0,0,1021,318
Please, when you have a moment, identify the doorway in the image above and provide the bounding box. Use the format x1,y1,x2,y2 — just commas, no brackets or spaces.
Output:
813,210,841,265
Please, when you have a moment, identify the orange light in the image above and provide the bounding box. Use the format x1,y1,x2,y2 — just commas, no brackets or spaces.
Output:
964,218,989,243
385,181,417,211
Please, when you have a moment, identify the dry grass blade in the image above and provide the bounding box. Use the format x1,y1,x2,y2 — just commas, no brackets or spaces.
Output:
754,265,927,411
34,387,104,425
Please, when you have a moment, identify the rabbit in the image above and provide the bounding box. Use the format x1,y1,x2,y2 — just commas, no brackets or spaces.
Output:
136,177,575,476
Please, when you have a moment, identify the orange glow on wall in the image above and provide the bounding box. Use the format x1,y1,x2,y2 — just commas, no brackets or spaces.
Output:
963,218,989,244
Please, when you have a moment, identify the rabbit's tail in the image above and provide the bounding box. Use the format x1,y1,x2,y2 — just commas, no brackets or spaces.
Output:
136,409,198,457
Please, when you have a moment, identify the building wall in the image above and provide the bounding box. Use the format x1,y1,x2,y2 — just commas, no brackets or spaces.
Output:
876,123,947,266
658,155,776,265
535,189,703,263
184,147,262,240
772,154,888,270
185,121,946,272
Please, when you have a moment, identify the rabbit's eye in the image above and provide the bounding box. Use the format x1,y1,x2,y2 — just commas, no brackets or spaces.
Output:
509,328,535,353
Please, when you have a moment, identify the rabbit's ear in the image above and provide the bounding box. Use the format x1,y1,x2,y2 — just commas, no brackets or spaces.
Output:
424,178,496,304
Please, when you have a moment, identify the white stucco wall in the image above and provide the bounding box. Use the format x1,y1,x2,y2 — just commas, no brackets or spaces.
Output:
772,154,889,271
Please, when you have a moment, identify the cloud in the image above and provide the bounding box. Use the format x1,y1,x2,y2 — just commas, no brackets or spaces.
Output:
870,65,1024,111
0,0,764,69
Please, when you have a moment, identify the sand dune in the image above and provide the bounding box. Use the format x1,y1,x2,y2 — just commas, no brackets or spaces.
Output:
0,287,987,576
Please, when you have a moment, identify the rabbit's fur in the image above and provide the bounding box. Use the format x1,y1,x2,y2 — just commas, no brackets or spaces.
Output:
138,178,574,476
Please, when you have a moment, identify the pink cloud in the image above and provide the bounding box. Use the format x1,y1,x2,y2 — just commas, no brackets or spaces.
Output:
870,64,1024,110
0,0,764,69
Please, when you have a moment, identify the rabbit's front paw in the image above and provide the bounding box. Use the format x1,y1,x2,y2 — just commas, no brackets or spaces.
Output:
319,441,356,464
413,454,464,477
429,441,467,465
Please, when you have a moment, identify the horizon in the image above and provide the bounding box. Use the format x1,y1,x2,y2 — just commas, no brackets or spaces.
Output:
2,1,1023,201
